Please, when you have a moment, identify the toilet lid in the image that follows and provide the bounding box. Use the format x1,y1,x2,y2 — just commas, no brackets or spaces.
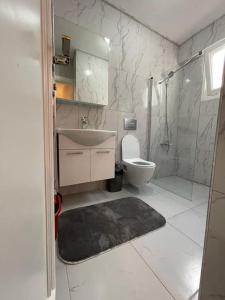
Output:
122,135,140,159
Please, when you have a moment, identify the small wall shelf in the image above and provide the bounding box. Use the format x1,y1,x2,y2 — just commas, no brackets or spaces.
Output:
56,98,105,107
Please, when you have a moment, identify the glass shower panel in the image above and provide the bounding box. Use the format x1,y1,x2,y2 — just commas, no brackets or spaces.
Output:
151,57,205,201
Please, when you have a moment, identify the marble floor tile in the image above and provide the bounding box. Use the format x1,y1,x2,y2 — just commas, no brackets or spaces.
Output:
132,224,203,300
140,191,194,219
55,256,70,300
62,188,132,212
192,202,209,218
152,176,210,206
190,290,199,300
67,244,174,300
56,179,209,300
152,176,194,200
124,182,166,198
192,183,210,205
168,209,207,247
62,191,97,212
101,188,133,201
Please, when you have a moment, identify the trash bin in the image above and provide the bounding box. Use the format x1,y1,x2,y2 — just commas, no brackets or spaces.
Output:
107,162,124,192
54,193,62,240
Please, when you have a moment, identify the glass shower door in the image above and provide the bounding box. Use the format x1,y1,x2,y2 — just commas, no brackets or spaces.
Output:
151,57,206,201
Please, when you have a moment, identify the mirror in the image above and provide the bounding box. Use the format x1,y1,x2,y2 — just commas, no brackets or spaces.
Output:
54,16,109,106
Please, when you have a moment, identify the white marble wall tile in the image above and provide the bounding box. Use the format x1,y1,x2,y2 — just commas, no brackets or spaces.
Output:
54,0,178,180
191,24,215,57
194,147,214,186
77,0,104,34
177,159,195,181
54,0,78,25
116,111,135,160
100,17,122,70
150,73,180,178
199,98,220,116
150,93,178,178
178,15,225,63
107,67,119,110
178,39,193,64
76,105,104,129
55,0,223,188
118,72,149,113
100,109,118,131
117,14,151,78
212,14,225,45
176,114,198,180
196,114,217,150
194,117,215,186
117,69,134,113
75,50,108,105
155,157,177,178
177,60,203,117
134,110,148,160
175,55,220,185
56,103,78,128
175,16,225,184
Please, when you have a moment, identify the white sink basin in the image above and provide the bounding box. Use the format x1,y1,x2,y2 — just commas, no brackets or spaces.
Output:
56,128,117,146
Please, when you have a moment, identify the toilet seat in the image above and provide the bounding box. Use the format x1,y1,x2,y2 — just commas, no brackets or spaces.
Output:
123,158,156,168
122,135,140,160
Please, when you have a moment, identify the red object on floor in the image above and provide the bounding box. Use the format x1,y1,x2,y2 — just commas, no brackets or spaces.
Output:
54,193,62,240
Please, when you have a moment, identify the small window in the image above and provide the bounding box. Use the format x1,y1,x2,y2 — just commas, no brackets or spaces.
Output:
204,41,225,97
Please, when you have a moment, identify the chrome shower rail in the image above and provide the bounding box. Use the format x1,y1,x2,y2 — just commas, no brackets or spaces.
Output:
158,50,203,84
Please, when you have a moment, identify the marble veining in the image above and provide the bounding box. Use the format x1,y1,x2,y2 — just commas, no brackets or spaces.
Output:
153,19,224,185
55,0,178,162
75,50,108,105
175,14,225,186
178,15,225,64
55,0,224,186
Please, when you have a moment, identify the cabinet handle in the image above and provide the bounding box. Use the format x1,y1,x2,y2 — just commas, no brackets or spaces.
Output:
67,151,83,155
96,150,110,154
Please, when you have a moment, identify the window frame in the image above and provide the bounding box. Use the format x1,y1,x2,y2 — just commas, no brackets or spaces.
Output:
204,40,225,98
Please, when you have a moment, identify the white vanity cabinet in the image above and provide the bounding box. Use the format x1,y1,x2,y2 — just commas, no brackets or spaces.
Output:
58,133,116,187
59,149,91,186
91,149,115,181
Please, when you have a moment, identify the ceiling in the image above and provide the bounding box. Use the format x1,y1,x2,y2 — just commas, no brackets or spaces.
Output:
105,0,225,45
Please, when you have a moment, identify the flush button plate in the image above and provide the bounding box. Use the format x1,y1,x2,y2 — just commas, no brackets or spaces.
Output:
124,118,137,130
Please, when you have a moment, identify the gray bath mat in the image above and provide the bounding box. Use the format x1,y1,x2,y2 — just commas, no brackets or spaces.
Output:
58,197,166,263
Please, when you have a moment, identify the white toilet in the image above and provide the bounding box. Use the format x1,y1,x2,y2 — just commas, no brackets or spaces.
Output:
122,134,156,186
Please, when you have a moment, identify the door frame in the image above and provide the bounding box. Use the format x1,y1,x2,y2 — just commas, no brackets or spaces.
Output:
41,0,55,297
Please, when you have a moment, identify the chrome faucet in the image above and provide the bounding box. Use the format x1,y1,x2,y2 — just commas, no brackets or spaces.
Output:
81,114,88,129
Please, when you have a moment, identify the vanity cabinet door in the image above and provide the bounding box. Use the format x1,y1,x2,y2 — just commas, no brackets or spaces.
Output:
91,149,115,181
59,149,90,186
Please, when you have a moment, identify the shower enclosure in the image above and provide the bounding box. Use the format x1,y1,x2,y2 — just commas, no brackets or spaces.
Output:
150,43,222,200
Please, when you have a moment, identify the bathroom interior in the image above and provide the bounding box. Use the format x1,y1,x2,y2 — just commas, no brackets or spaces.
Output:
3,1,225,300
53,1,225,300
